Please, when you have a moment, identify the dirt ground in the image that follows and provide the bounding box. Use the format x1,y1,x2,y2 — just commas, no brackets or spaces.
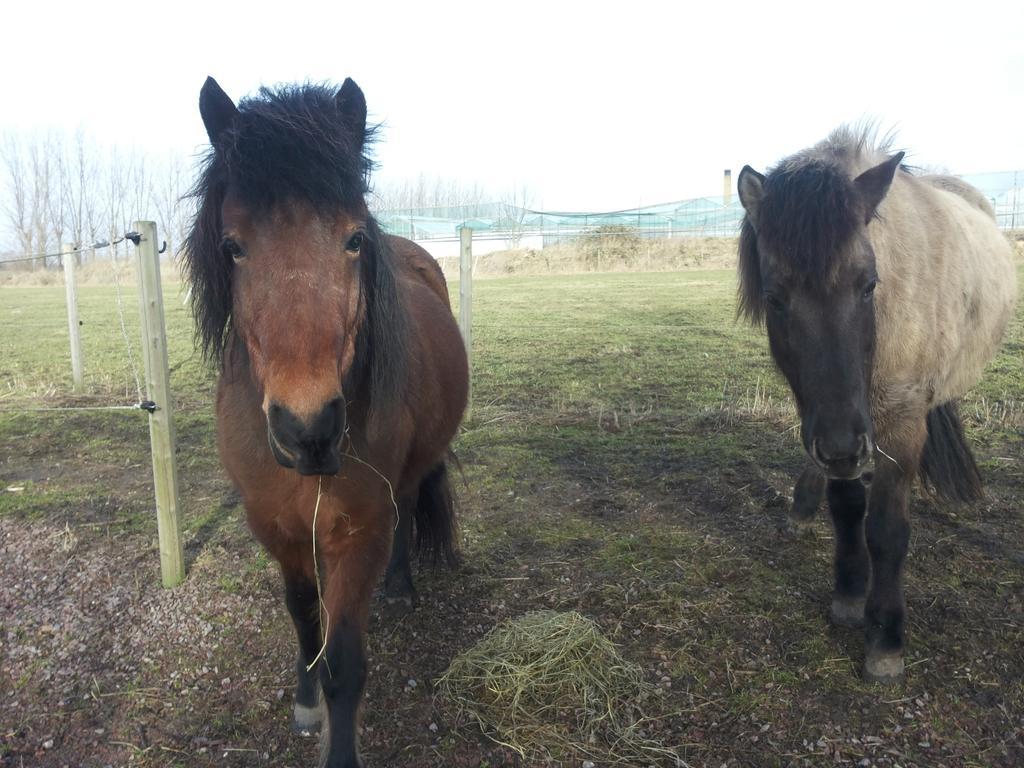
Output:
3,419,1022,767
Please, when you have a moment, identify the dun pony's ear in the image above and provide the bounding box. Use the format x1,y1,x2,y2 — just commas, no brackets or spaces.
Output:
737,166,767,231
199,77,239,146
737,218,765,325
854,151,905,223
335,78,368,144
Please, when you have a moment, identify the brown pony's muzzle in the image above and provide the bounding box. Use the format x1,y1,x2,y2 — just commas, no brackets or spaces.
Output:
267,396,346,475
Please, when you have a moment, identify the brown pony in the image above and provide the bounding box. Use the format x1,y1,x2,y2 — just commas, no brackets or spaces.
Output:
184,77,468,767
736,127,1016,683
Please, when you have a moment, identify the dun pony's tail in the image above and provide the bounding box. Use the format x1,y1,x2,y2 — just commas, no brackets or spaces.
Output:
414,461,460,567
918,401,983,503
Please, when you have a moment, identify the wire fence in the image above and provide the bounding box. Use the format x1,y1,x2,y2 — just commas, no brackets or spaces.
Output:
0,236,131,267
0,233,175,415
0,232,171,275
0,223,186,585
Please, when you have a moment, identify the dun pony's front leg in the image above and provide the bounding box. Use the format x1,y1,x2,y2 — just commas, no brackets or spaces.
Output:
316,513,392,768
791,464,825,528
862,423,925,684
826,478,869,627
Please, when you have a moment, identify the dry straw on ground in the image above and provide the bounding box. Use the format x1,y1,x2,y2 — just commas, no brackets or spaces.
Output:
437,610,679,766
434,233,740,278
0,258,183,287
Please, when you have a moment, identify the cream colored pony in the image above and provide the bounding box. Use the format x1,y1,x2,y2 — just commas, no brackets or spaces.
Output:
736,126,1016,682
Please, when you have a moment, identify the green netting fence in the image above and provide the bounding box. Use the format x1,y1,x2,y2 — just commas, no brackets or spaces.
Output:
375,170,1023,246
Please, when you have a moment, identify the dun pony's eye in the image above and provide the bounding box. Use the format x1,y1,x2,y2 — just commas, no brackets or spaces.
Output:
765,293,786,313
862,279,878,302
345,232,365,253
222,238,245,263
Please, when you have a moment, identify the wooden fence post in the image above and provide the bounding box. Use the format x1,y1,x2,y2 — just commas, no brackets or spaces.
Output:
133,221,185,588
62,243,84,392
459,226,473,417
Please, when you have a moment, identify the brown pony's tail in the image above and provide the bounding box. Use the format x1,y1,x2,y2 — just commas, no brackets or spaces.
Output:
919,402,983,503
414,461,460,567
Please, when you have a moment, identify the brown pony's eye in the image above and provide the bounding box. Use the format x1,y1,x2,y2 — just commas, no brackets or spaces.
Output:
222,238,245,262
345,232,364,253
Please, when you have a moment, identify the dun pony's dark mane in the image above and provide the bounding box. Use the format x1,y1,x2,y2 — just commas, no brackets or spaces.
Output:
183,83,407,414
738,126,897,324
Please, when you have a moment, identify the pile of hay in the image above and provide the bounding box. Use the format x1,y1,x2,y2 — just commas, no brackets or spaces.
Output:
437,610,677,765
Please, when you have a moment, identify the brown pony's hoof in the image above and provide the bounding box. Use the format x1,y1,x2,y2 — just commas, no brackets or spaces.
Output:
864,652,904,685
829,596,866,628
317,727,366,768
292,699,325,736
383,565,417,612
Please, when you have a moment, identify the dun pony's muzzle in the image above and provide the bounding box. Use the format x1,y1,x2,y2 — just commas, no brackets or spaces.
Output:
809,432,873,480
266,396,347,476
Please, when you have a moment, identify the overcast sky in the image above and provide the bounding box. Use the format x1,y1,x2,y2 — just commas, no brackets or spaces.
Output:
3,0,1022,211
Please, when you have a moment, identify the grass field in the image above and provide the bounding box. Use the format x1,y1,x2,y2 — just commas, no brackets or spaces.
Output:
1,268,1022,767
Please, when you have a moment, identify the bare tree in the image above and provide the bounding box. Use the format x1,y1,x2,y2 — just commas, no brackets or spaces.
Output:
1,128,197,267
498,183,535,248
149,151,193,261
1,126,528,267
62,129,101,265
2,130,75,267
125,149,149,235
29,134,57,267
0,131,39,264
101,146,130,261
373,174,490,215
44,132,69,264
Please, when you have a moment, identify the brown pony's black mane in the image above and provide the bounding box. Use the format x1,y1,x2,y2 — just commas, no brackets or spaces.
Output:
738,127,899,324
183,83,408,414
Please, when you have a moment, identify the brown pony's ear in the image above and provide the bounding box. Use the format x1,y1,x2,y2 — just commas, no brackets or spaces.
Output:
335,78,368,144
199,77,239,146
737,165,766,231
854,151,905,223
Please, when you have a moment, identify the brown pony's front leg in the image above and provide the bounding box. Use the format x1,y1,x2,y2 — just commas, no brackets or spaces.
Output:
862,423,925,684
383,497,416,608
278,551,325,735
318,521,391,768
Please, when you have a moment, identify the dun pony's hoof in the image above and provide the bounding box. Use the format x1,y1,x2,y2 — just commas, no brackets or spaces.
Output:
384,593,416,613
784,516,816,537
292,699,324,736
864,652,905,685
829,596,866,628
790,468,825,524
